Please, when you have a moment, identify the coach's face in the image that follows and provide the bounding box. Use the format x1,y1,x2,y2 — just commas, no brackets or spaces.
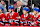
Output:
17,1,22,7
1,1,4,5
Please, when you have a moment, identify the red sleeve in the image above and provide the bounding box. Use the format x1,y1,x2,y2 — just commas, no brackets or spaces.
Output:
21,15,22,21
2,13,6,21
20,15,23,26
12,12,19,20
27,16,29,20
27,16,30,21
31,15,34,22
16,13,19,17
3,13,6,18
29,14,31,18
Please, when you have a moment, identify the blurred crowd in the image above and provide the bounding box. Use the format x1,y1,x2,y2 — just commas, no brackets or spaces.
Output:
0,0,40,26
0,0,8,12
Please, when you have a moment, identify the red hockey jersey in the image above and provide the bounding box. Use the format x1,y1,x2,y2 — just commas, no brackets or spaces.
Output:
31,14,40,26
6,13,11,21
10,12,19,26
6,12,19,19
6,12,19,26
20,14,31,26
31,14,40,22
0,13,6,21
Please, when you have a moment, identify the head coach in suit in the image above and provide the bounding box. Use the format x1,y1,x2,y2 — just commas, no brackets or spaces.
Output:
15,1,23,16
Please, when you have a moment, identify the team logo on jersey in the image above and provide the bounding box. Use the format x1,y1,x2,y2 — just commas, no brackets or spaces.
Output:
9,19,13,23
22,18,24,20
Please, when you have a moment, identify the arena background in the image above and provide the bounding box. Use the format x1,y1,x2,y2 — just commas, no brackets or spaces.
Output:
0,0,40,12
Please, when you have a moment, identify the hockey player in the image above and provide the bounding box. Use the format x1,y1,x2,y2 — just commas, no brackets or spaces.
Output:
0,7,6,21
5,5,12,26
0,7,6,26
20,7,31,26
6,5,12,21
10,5,19,26
7,5,19,26
31,7,40,26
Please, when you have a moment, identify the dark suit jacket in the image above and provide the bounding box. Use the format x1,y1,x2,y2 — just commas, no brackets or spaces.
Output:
15,7,23,16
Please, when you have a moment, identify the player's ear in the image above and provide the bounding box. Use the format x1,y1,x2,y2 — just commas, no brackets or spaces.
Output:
26,11,28,13
1,10,3,13
37,11,38,13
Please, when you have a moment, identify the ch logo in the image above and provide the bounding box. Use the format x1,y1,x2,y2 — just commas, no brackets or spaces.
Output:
8,16,9,18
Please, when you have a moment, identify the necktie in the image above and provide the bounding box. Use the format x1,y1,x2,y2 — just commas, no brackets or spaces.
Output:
17,8,19,13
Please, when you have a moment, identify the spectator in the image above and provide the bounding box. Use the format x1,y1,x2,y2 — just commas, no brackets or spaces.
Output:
0,1,4,13
1,1,7,12
0,1,4,8
3,2,7,12
20,0,28,5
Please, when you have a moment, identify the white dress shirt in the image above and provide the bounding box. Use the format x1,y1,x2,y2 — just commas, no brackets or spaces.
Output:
17,6,21,13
